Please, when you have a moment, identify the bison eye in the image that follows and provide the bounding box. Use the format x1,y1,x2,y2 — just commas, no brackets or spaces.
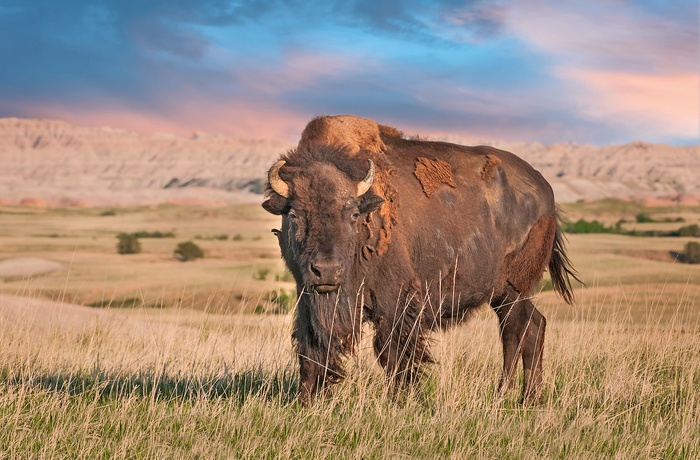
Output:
288,209,298,220
351,211,360,221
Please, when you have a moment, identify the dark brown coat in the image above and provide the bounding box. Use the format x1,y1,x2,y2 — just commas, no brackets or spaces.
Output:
263,115,579,404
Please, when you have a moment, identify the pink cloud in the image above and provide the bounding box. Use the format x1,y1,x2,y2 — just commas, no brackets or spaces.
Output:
500,1,699,141
2,47,381,142
10,99,308,142
559,70,699,139
506,1,696,73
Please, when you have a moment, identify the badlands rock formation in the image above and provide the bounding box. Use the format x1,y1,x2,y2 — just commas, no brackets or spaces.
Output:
0,118,286,207
483,139,700,205
0,117,698,206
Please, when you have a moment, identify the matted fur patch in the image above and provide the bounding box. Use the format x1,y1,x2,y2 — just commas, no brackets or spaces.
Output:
414,157,457,197
480,154,502,180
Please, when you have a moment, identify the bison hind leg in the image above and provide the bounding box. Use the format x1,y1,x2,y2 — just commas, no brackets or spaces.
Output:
491,284,546,403
490,212,554,402
504,212,557,296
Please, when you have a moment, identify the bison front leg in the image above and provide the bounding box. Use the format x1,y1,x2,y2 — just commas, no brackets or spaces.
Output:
293,300,350,405
491,285,546,403
296,341,329,406
372,298,434,390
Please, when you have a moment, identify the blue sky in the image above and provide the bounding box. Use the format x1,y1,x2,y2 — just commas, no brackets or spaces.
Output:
0,0,697,145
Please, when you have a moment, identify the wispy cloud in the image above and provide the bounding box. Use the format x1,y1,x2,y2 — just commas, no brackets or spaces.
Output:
500,0,699,143
0,0,697,144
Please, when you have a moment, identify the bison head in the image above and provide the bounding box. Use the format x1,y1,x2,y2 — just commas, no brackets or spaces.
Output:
262,152,384,294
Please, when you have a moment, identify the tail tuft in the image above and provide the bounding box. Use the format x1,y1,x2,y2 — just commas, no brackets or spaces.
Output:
549,215,582,305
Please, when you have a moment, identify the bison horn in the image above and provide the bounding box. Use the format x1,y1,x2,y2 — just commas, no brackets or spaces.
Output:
356,160,375,196
269,160,289,198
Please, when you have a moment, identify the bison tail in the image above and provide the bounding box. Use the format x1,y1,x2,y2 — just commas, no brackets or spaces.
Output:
548,216,582,305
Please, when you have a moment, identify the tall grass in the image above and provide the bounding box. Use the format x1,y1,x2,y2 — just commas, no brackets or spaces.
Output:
0,285,698,458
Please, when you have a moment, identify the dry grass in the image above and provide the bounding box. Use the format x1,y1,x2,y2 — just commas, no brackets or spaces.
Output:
0,283,698,458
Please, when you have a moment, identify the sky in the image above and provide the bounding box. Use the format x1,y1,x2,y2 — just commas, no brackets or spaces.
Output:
0,0,698,145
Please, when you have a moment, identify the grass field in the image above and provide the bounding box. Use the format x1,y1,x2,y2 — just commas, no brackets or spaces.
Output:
0,201,699,458
0,204,290,312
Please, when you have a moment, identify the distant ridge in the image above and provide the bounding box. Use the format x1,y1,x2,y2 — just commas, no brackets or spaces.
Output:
0,117,289,207
1,117,698,207
444,136,700,205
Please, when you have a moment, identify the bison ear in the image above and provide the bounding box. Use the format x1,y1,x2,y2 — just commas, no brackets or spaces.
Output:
262,194,288,215
359,193,384,214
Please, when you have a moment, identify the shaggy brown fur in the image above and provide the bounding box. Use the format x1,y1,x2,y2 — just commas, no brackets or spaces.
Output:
413,157,457,197
262,115,581,406
299,115,387,154
298,115,399,257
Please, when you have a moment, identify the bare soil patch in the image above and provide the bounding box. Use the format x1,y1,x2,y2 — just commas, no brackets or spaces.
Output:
0,257,64,278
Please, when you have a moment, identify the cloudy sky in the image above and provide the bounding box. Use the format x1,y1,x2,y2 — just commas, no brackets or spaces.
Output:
0,0,697,145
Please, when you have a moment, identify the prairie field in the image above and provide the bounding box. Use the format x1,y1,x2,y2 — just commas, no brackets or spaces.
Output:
0,202,699,458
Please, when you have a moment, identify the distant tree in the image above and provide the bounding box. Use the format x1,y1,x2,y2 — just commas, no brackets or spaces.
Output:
174,241,204,261
117,234,141,254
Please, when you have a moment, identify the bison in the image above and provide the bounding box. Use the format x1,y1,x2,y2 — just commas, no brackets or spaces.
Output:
262,115,579,404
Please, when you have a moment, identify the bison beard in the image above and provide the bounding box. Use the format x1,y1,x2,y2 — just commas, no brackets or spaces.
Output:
293,291,359,403
263,116,580,405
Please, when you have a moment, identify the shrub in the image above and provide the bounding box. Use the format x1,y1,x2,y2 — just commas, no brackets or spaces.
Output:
88,297,143,308
275,270,294,282
132,230,175,238
257,289,297,314
562,218,614,234
174,241,204,261
635,213,655,223
194,234,229,241
255,267,271,280
273,289,296,314
117,234,141,254
635,213,684,224
678,224,700,237
682,241,700,264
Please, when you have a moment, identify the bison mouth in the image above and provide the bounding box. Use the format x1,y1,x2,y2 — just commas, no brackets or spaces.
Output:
312,284,340,294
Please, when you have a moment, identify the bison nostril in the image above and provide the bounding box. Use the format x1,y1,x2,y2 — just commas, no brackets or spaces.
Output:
310,263,322,277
